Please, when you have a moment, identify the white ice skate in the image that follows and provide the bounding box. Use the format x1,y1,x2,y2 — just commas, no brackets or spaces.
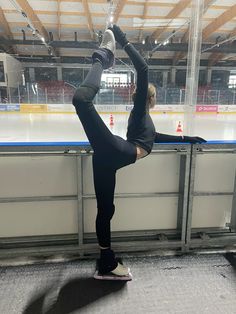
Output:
94,259,132,281
100,29,115,55
92,29,115,69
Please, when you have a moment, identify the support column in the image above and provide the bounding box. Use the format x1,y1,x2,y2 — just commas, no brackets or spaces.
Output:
29,68,35,82
57,66,63,81
229,170,236,232
171,67,176,85
207,68,212,85
184,0,204,135
163,71,168,88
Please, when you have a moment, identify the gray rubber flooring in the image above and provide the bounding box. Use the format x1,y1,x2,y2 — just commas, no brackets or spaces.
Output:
0,253,236,314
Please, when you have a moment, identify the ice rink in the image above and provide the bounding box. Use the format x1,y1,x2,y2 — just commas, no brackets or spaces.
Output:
0,111,236,143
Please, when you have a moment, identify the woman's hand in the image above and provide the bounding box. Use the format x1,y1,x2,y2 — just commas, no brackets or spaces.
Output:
109,25,128,48
182,136,207,144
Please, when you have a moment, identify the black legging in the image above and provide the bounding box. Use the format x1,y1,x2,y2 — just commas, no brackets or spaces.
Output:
73,44,153,247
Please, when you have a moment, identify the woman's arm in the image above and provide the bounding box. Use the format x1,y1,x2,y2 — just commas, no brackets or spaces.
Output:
155,132,183,143
155,132,207,144
111,25,148,110
111,25,147,72
124,43,148,109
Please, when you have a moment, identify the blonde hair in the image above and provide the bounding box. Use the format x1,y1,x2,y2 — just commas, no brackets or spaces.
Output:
132,83,156,109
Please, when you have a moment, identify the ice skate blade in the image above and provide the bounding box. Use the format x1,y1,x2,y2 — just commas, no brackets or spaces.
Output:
93,270,132,281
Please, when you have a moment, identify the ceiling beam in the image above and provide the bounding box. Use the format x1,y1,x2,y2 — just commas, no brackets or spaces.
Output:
0,7,13,40
208,27,236,66
208,52,224,66
3,39,236,54
4,21,232,34
172,27,190,65
82,0,95,40
173,0,236,65
57,0,61,40
15,0,60,58
114,0,127,24
0,7,16,53
138,0,149,42
5,8,235,21
15,0,49,41
150,0,191,41
202,4,236,40
203,0,217,12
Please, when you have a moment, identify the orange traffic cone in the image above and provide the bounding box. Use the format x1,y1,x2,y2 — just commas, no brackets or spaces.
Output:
176,121,183,133
109,114,114,127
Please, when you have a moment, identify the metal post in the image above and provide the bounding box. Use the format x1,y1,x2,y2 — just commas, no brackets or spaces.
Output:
6,73,10,103
177,150,191,251
45,88,48,104
62,88,65,104
217,90,220,105
164,89,167,104
203,90,206,104
36,85,39,104
128,85,131,104
8,87,12,103
76,155,84,255
185,145,197,249
229,170,236,232
18,84,20,103
233,91,236,105
163,71,168,89
177,155,185,231
27,83,30,103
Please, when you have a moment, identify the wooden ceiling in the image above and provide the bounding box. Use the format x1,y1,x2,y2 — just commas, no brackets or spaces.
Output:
0,0,235,65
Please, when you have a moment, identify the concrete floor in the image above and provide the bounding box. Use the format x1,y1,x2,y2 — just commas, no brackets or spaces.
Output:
0,253,235,314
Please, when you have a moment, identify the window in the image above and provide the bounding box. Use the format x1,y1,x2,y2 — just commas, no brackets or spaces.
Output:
229,75,236,89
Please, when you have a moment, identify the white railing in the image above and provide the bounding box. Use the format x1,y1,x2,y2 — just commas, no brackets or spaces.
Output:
1,83,236,105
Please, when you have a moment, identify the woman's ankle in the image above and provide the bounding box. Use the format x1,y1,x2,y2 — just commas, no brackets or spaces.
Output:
100,247,113,256
100,246,110,250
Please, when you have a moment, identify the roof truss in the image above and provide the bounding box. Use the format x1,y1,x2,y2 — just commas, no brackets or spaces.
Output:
15,0,60,57
138,0,149,42
150,0,191,41
203,4,236,40
208,27,236,66
57,0,61,40
0,6,16,53
114,0,127,24
15,0,49,41
82,0,95,40
173,1,235,65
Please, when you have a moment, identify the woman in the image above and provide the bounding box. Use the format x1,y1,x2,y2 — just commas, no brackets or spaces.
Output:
73,25,206,279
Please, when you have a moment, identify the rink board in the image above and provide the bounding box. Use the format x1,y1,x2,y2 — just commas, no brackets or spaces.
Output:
0,143,235,239
1,103,236,114
0,153,180,237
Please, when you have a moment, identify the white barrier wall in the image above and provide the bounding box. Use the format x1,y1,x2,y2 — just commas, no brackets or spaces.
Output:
191,153,235,228
83,154,180,233
0,156,78,236
0,153,180,237
0,148,235,239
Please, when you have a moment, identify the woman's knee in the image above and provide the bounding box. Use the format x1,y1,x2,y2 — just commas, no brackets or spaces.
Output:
72,86,90,108
97,204,115,221
73,84,99,108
